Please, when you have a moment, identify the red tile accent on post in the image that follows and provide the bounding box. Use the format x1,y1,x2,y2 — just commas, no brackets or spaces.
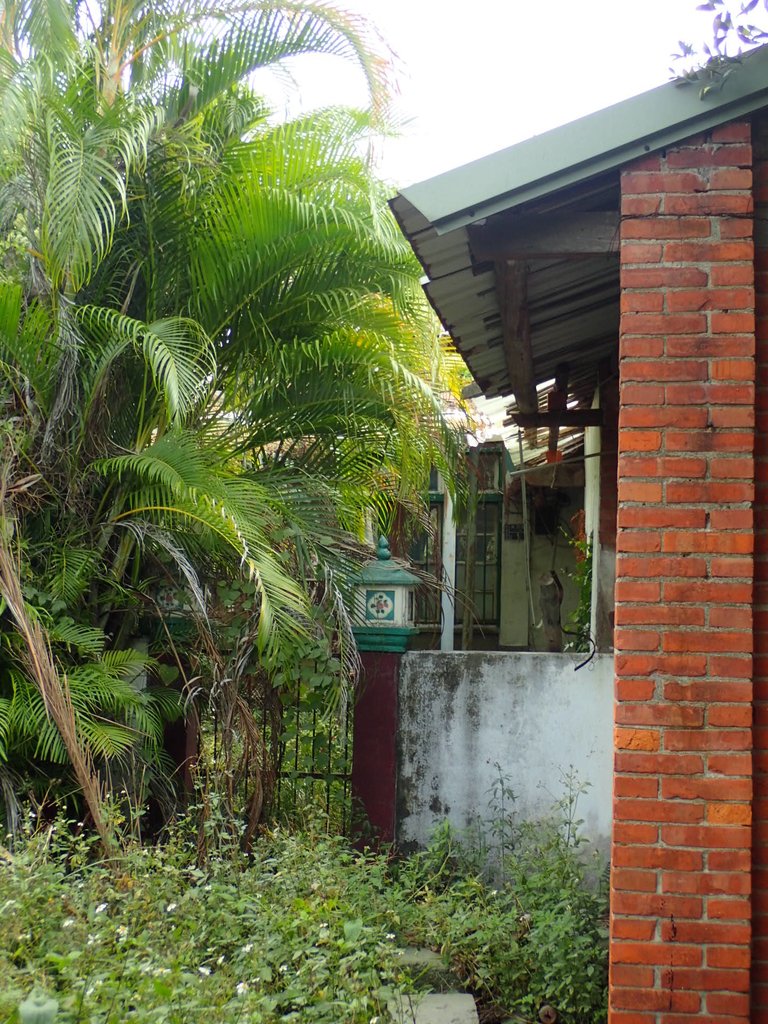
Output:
752,112,768,1015
612,123,755,1022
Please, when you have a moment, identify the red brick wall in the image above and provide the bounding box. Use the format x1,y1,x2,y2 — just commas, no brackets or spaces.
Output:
612,124,756,1022
752,112,768,1015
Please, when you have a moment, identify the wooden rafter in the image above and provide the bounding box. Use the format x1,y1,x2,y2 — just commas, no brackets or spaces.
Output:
470,211,620,261
547,363,569,462
496,260,537,426
506,409,604,429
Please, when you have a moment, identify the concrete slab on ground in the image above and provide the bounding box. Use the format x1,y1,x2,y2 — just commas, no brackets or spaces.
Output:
398,948,456,992
399,948,444,969
388,992,478,1024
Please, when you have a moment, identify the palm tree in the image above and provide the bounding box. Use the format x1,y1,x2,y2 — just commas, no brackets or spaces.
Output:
0,0,464,836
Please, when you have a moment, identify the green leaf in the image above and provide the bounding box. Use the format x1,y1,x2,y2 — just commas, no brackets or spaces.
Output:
343,918,363,943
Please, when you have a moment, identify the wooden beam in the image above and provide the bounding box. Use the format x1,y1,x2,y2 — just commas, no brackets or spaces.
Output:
470,211,620,261
526,463,585,488
496,260,538,437
507,409,604,429
547,363,569,460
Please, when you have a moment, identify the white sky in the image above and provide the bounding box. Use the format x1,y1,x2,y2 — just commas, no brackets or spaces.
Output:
258,0,724,188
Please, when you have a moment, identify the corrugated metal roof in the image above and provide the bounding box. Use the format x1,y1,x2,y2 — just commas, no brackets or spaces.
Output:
404,170,620,402
391,46,768,409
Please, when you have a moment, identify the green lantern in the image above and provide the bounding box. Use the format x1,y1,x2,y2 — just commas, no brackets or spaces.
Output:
353,536,419,652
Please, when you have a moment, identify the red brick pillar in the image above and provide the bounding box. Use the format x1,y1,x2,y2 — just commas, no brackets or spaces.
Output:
611,124,756,1022
752,112,768,1013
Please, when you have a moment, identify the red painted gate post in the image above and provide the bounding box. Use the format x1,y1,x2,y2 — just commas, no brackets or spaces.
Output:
350,536,418,846
351,650,402,845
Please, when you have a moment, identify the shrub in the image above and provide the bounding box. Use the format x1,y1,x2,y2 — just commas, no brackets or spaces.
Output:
0,819,404,1023
1,778,608,1024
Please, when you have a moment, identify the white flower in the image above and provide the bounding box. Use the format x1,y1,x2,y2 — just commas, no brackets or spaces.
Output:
62,918,75,929
116,925,128,940
242,943,254,954
217,955,225,966
166,902,177,913
279,964,288,974
95,903,108,914
198,966,211,976
370,1017,380,1024
236,981,249,996
386,933,396,941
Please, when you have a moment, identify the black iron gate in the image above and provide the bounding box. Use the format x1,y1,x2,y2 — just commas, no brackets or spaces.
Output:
271,683,354,833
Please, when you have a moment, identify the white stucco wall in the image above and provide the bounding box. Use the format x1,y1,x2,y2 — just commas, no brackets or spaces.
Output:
397,651,613,854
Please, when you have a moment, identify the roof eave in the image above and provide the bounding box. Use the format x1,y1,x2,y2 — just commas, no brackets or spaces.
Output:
393,46,768,237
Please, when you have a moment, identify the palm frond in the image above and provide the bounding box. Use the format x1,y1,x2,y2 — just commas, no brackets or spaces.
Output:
47,546,101,605
0,695,11,760
41,121,123,291
13,0,79,66
78,306,215,424
49,618,106,657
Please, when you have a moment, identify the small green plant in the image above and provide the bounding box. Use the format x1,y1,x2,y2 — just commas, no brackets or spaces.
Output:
481,761,518,885
564,534,593,654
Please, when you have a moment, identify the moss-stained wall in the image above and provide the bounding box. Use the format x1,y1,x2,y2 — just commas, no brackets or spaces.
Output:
396,651,613,855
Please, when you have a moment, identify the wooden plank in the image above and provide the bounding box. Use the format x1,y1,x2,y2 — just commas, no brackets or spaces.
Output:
470,212,620,261
525,463,585,488
507,409,604,429
548,363,570,458
496,260,538,442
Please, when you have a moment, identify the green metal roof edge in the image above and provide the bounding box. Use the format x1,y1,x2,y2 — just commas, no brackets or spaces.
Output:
395,45,768,236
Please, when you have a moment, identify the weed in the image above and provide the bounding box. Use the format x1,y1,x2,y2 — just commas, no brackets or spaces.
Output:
396,771,608,1023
